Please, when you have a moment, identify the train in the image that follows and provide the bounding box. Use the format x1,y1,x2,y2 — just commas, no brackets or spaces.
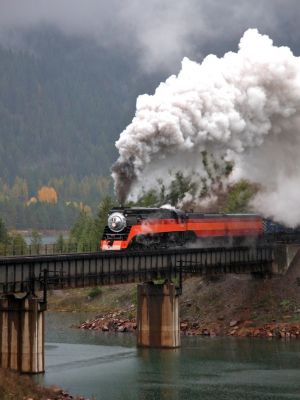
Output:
100,207,300,251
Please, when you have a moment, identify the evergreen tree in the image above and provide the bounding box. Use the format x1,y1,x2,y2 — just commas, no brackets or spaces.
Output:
223,180,258,213
56,234,65,253
9,232,27,255
0,217,9,244
93,196,115,242
69,196,116,250
30,230,42,254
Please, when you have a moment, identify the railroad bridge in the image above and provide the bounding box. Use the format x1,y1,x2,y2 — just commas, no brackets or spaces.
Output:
0,243,298,373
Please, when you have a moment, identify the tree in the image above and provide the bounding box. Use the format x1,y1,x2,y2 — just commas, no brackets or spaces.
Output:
11,177,29,201
223,180,258,213
165,172,196,205
132,189,159,207
70,211,95,251
69,195,116,250
9,232,27,255
132,172,197,207
37,186,58,203
93,196,115,243
0,217,9,244
30,230,42,254
56,234,65,253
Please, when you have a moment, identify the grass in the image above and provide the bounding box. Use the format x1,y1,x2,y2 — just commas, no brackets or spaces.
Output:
48,283,137,313
279,299,295,313
87,286,102,299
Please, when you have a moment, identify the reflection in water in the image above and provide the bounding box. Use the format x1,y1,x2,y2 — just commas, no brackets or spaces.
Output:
37,312,300,400
137,348,180,400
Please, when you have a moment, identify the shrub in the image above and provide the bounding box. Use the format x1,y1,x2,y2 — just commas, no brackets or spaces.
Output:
88,286,102,299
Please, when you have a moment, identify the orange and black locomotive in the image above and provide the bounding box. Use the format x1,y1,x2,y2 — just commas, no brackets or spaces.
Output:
100,207,264,250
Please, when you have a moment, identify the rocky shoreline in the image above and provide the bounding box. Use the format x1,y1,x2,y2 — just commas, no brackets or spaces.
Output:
78,309,300,339
79,309,137,333
34,386,89,400
180,319,300,338
46,386,89,400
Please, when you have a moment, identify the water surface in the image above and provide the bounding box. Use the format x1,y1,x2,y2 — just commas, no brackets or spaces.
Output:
39,312,300,400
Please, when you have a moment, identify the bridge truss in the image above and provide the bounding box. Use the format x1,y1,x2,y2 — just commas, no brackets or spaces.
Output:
0,246,273,295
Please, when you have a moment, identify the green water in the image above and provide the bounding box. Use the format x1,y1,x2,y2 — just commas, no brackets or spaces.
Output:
39,312,300,400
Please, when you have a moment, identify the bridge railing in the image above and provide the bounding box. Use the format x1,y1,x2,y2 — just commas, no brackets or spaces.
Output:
0,242,101,257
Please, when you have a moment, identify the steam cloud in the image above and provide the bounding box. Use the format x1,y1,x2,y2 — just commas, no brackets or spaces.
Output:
112,29,300,226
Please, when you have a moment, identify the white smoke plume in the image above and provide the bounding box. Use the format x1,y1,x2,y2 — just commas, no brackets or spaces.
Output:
112,29,300,226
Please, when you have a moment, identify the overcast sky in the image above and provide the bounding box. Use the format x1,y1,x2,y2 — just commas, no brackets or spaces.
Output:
1,0,300,71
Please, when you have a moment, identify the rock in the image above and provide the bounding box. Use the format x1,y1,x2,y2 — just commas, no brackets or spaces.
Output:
237,327,250,337
118,325,127,332
229,320,239,327
102,325,109,331
243,320,255,328
50,385,64,395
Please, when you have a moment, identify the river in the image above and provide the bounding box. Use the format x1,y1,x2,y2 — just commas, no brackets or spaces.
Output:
37,312,300,400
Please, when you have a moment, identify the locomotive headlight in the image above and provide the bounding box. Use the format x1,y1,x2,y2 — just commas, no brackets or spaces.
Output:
108,212,126,232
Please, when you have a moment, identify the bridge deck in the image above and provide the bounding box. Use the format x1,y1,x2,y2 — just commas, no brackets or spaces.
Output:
0,246,273,294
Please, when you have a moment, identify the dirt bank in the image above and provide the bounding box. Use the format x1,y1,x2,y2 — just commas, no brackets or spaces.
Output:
0,367,88,400
49,252,300,338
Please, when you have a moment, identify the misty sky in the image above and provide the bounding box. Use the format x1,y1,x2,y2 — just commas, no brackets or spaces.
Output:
1,0,300,72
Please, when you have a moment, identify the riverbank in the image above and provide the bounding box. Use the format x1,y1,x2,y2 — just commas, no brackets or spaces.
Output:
78,307,300,339
48,255,300,339
0,368,87,400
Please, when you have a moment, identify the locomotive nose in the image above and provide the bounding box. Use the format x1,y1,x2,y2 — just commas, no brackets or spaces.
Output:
108,212,126,232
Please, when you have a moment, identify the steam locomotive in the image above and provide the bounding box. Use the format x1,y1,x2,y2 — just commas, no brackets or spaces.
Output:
100,207,297,251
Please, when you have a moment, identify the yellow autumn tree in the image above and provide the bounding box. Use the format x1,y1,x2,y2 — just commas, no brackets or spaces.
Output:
37,186,58,203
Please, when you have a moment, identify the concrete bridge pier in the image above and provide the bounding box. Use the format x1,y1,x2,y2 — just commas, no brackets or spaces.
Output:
272,244,300,275
137,282,180,348
0,294,46,373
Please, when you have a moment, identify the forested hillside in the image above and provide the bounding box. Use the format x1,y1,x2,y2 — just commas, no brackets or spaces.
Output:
0,28,163,228
0,29,162,185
